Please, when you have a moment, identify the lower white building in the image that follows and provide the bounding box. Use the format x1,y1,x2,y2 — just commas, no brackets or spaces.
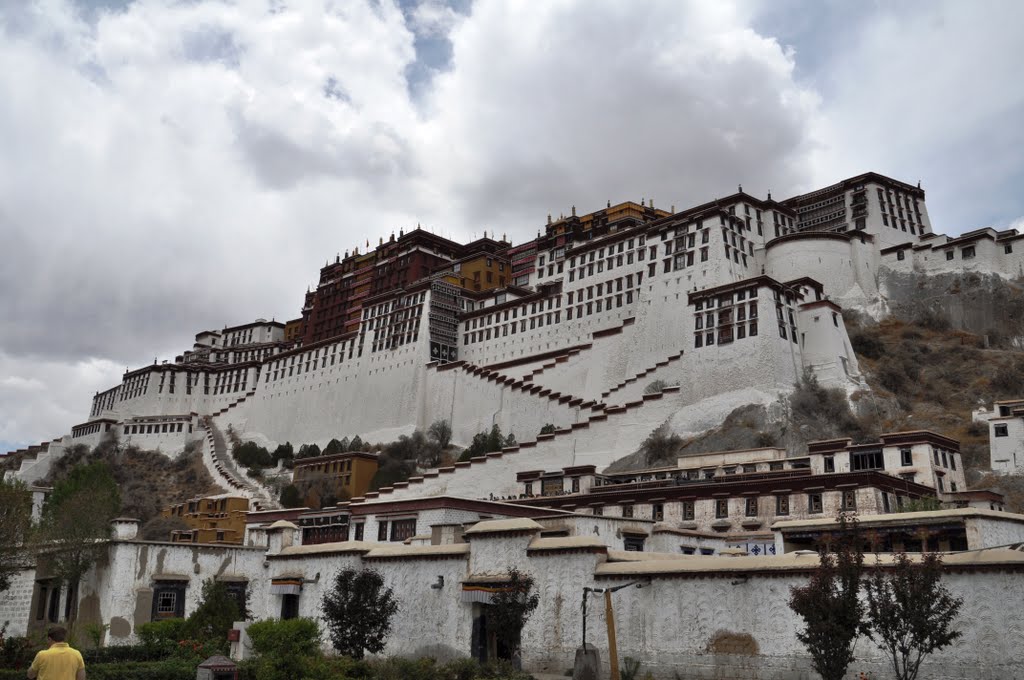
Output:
975,399,1024,474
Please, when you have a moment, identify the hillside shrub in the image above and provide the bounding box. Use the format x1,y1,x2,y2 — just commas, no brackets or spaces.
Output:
789,369,872,442
233,442,273,468
638,425,684,467
458,425,506,462
914,308,951,331
849,330,884,359
643,380,668,394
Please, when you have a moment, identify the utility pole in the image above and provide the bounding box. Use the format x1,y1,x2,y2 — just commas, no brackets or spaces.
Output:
580,579,650,680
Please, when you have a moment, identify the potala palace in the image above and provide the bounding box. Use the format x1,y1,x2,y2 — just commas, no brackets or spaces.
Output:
6,171,1024,679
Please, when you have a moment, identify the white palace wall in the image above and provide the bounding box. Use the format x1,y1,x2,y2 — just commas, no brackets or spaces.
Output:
64,528,1024,680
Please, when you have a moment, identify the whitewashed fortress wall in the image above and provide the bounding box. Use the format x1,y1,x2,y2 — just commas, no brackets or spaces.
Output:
21,170,1023,476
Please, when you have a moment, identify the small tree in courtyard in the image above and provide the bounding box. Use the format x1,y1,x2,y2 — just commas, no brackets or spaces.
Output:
321,567,398,659
863,551,963,680
789,514,867,680
488,568,540,661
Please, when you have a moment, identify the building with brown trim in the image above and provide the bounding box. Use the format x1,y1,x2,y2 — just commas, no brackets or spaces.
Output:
290,451,380,506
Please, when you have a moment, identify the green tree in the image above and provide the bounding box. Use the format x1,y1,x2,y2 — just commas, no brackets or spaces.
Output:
279,484,302,508
427,420,453,449
539,423,557,435
0,478,33,594
788,515,867,680
185,578,248,650
347,436,364,452
247,618,322,680
39,462,121,616
296,443,322,459
863,552,963,680
488,568,540,660
233,442,272,468
323,438,345,456
321,568,398,660
486,424,503,453
272,442,294,464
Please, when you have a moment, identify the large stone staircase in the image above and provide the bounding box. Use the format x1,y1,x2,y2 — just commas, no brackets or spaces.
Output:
363,380,685,502
600,351,685,404
197,416,278,511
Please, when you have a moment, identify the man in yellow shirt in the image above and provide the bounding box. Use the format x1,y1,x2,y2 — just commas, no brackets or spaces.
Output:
27,626,85,680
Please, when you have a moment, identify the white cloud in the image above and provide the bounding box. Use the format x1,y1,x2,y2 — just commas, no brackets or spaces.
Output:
418,1,819,228
3,0,1021,447
0,352,124,449
804,0,1024,233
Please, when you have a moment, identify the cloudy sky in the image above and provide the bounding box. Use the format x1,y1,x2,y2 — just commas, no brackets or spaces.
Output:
2,0,1023,451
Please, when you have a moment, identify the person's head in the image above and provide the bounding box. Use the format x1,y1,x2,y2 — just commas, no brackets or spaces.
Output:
46,626,67,643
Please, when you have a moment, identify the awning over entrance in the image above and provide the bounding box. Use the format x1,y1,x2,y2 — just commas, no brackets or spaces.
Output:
461,575,513,604
270,576,303,596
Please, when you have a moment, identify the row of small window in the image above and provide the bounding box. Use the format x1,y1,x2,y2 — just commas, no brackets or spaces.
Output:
564,235,647,269
931,448,958,470
297,458,354,474
464,312,565,344
567,274,642,304
364,292,428,320
124,422,188,435
568,248,645,282
226,329,256,346
466,297,561,330
119,377,150,400
694,322,759,347
881,213,919,234
371,331,420,353
694,287,760,312
695,302,759,329
266,344,358,381
227,347,278,364
592,492,852,521
368,306,422,331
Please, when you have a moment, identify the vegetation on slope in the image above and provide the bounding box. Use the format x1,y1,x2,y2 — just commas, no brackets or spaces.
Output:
611,309,1024,510
42,435,220,530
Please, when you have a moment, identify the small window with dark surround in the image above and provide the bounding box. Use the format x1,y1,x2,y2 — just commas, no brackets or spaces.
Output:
808,493,823,514
824,456,835,473
390,519,417,542
745,497,758,517
995,424,1009,437
683,500,695,520
715,499,729,519
623,536,645,552
776,495,790,516
900,447,913,466
652,503,665,522
152,581,187,620
851,450,884,471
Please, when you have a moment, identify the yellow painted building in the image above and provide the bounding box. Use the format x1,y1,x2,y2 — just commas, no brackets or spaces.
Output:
162,494,249,544
448,254,509,292
291,451,379,506
283,318,303,343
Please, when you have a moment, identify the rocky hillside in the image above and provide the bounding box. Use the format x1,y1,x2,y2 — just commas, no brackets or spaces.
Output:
610,271,1024,511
